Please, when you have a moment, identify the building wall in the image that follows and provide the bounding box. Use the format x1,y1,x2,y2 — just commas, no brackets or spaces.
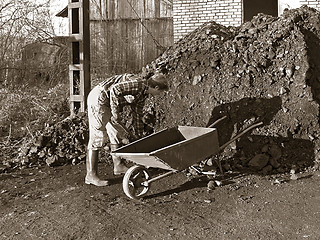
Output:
300,0,320,8
173,0,320,42
56,0,173,74
90,19,173,75
88,0,173,74
173,0,242,42
91,0,172,20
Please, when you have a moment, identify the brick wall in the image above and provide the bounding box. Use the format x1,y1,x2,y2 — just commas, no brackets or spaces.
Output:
300,0,320,9
173,0,320,42
173,0,242,42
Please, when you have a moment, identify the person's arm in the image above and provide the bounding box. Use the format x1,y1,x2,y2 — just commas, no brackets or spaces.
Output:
131,100,145,138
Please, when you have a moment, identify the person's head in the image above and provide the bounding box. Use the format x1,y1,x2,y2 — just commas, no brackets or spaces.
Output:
146,73,169,95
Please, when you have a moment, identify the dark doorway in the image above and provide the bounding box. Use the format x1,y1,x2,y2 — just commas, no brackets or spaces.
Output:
243,0,278,22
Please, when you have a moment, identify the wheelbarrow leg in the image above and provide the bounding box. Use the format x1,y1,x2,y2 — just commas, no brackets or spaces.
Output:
144,170,177,185
214,158,224,175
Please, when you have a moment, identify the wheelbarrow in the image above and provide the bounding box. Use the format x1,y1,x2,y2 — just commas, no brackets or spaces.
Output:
112,119,263,200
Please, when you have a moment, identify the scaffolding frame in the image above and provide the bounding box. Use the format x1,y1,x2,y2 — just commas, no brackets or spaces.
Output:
68,0,90,114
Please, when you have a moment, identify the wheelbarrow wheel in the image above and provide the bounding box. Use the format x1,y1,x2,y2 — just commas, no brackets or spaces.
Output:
123,165,150,200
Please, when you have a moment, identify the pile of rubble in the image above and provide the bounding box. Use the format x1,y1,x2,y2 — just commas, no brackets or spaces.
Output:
144,6,320,174
15,114,89,168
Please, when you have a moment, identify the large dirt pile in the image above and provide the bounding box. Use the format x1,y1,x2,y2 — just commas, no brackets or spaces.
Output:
144,6,320,173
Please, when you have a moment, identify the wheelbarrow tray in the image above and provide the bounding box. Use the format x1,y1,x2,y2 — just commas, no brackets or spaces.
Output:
112,126,219,171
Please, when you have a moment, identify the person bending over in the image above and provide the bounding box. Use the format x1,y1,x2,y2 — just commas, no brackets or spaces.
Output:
85,73,169,186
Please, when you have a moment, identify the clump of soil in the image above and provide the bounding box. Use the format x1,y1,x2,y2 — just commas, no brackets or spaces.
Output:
144,6,320,174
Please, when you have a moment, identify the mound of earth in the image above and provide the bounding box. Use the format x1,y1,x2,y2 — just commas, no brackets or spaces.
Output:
143,6,320,174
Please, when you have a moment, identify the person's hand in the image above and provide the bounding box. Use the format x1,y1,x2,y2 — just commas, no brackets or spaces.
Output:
121,138,130,145
111,115,118,124
130,134,140,142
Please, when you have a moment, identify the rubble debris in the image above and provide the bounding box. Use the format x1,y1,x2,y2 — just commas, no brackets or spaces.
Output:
207,180,215,191
14,111,153,168
290,169,298,180
16,114,89,167
290,165,299,180
248,154,269,170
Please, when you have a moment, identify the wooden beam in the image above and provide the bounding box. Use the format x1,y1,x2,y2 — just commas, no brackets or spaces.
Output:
68,0,91,115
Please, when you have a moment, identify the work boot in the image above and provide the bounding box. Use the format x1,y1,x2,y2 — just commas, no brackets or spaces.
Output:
110,144,129,175
85,149,109,186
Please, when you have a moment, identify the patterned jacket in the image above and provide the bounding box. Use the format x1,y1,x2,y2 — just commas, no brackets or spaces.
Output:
99,74,148,137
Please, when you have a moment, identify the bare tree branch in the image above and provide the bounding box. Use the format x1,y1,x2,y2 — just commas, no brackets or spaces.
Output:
0,0,66,86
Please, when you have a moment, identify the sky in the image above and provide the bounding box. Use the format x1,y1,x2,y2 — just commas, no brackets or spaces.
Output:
49,0,69,36
279,0,301,15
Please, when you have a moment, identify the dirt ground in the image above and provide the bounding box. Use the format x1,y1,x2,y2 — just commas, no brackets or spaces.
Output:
2,6,320,240
1,162,320,240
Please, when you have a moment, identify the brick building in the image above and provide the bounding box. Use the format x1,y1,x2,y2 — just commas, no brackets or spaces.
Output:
173,0,320,42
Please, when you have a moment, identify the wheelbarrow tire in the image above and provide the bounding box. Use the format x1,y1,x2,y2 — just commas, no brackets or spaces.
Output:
123,165,150,200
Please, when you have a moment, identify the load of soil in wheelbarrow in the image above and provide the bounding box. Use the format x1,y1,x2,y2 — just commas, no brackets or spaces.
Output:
143,5,320,175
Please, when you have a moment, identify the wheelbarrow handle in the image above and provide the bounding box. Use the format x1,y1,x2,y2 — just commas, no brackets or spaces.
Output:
208,116,227,128
219,121,263,150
